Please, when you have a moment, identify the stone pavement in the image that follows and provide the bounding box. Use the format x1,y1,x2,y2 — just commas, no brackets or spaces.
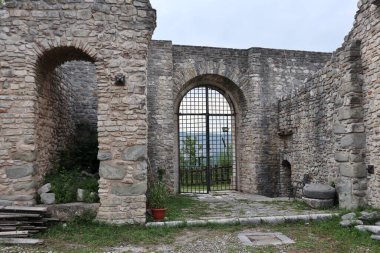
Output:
188,191,334,219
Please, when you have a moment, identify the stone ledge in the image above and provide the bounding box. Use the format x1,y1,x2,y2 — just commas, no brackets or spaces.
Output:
146,213,338,228
42,203,100,221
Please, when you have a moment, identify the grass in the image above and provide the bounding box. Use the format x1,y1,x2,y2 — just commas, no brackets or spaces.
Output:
25,216,380,253
148,194,210,221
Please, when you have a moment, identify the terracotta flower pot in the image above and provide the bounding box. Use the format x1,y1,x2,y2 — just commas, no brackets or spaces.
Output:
151,208,167,221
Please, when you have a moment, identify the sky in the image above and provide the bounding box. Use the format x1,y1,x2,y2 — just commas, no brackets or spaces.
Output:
150,0,358,52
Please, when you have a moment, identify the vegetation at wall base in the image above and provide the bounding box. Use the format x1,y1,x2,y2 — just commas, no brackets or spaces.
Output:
44,170,99,203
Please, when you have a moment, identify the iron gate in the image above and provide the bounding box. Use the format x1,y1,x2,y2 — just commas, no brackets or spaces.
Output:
178,86,237,193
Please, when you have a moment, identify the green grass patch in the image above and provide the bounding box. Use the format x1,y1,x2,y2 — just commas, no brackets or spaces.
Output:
30,217,380,253
165,195,210,220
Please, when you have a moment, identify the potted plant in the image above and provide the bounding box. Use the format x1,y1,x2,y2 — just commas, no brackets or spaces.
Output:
147,180,169,221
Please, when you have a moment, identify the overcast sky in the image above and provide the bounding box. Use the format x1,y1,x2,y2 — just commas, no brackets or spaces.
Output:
150,0,358,52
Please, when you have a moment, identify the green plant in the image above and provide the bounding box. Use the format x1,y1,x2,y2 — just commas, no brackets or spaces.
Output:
147,181,169,209
44,170,99,204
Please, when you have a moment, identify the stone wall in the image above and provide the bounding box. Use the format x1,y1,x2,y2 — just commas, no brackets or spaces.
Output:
278,0,380,209
278,58,340,190
147,41,331,196
0,0,156,224
61,61,98,130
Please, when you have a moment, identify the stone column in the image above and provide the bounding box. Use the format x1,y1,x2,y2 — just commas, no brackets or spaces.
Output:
335,40,367,209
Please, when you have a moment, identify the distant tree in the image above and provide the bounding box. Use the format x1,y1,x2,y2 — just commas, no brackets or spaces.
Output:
180,135,204,168
218,144,233,167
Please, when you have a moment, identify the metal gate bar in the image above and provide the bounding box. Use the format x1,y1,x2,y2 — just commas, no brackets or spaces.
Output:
179,86,236,193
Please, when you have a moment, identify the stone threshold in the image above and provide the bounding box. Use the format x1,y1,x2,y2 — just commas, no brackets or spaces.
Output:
146,213,338,228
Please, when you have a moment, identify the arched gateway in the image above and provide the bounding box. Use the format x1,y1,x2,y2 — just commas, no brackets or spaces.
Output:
178,86,237,193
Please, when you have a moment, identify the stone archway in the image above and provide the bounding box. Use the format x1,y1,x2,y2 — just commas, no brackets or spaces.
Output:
169,74,247,193
177,85,237,193
34,45,97,181
0,0,156,224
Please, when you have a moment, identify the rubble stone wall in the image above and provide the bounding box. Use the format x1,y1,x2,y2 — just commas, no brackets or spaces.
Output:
0,0,156,224
278,0,380,209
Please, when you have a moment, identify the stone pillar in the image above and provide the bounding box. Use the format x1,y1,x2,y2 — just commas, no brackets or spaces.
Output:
335,40,367,209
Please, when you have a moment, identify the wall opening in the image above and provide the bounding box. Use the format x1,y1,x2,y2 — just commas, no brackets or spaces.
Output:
178,85,237,193
34,46,99,202
279,160,292,196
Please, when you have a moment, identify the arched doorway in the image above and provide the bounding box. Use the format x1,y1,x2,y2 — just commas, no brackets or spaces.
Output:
34,45,98,182
178,86,237,193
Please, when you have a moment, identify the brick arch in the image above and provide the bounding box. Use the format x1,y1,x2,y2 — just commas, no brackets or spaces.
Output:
172,61,249,97
174,74,247,117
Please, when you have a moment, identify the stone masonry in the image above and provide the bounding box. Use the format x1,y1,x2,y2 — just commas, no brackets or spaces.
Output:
1,0,380,225
0,0,156,224
147,41,330,196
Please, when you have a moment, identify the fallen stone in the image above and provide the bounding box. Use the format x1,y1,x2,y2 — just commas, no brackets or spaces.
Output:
302,197,334,209
77,189,85,202
341,212,356,220
340,220,363,227
375,221,380,226
355,225,380,234
371,235,380,241
40,193,55,205
359,211,380,221
303,184,336,199
37,183,51,195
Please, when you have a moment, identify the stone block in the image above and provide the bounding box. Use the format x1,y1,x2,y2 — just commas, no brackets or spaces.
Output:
338,107,363,120
99,161,127,180
355,225,380,234
14,181,36,192
340,220,363,227
37,183,51,195
339,163,367,178
0,200,13,206
111,182,147,196
341,212,356,220
77,189,85,202
122,145,146,161
335,152,349,162
359,211,380,221
303,184,336,199
11,151,36,162
6,164,34,179
97,151,112,161
339,133,365,149
46,203,100,221
302,197,334,209
347,123,365,133
40,193,55,205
